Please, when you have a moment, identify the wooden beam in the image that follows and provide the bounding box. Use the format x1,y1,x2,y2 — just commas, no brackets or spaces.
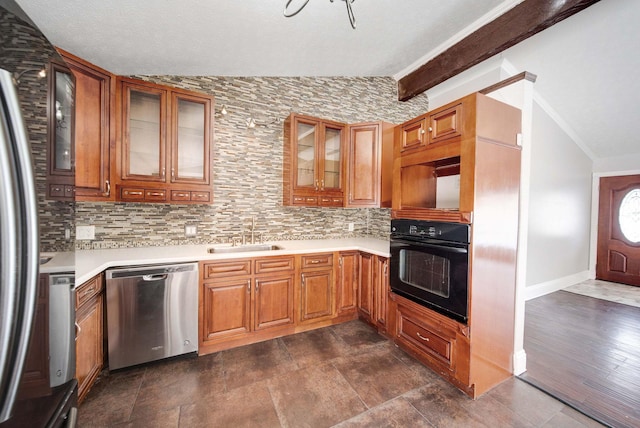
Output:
397,0,600,101
479,71,537,95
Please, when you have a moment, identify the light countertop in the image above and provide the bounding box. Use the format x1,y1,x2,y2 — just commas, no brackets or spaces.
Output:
71,238,390,285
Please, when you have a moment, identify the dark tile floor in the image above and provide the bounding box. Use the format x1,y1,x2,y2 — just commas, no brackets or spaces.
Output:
78,320,604,427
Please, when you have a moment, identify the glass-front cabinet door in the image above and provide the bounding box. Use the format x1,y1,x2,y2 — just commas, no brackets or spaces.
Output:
321,124,343,191
122,82,166,182
48,61,74,176
171,93,211,185
294,118,317,190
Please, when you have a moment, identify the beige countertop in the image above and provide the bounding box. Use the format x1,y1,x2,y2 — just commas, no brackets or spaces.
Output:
72,238,390,285
39,251,75,275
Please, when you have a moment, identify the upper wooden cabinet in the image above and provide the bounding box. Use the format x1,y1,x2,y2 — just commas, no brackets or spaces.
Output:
393,92,521,223
116,77,214,204
345,122,394,208
58,49,115,201
284,114,395,208
399,103,462,154
283,113,346,207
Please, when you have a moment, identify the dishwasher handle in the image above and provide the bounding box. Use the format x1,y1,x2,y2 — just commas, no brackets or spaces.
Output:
106,263,197,280
143,274,168,282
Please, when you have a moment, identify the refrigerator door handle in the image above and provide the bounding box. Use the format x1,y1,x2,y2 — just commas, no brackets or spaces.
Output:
0,68,40,423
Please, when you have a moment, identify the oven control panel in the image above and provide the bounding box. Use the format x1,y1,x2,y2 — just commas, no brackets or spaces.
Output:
391,219,470,244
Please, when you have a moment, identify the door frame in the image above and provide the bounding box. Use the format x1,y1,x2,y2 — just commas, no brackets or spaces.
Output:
589,169,640,278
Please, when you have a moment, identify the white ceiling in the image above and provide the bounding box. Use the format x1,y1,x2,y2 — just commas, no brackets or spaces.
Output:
12,0,640,161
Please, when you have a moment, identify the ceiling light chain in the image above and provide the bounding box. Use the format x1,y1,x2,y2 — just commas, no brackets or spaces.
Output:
284,0,356,29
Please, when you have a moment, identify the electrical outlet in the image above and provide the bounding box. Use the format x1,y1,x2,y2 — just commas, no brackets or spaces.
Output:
76,225,95,240
348,223,354,232
64,228,70,240
185,225,197,237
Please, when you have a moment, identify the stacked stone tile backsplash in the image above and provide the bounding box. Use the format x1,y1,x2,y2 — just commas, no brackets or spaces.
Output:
75,76,428,249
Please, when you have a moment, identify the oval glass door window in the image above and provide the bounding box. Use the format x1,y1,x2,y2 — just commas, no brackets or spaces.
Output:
619,188,640,243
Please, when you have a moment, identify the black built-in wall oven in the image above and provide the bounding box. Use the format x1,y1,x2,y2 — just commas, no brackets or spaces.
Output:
390,219,470,323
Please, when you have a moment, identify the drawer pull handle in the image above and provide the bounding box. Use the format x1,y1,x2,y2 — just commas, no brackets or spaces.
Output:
416,332,430,342
148,192,163,196
125,191,143,196
103,180,111,197
75,322,81,340
309,260,321,264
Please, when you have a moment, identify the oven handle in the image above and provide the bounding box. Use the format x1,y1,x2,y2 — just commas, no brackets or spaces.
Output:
391,239,468,254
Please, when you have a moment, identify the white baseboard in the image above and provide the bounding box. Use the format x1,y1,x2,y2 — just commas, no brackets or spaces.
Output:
513,349,527,375
524,270,590,301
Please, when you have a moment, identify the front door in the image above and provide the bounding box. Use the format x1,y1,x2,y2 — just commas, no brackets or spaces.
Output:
596,175,640,286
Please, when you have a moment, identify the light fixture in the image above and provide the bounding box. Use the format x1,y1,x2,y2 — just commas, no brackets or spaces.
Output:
220,104,227,116
12,67,47,85
246,116,281,129
284,0,356,29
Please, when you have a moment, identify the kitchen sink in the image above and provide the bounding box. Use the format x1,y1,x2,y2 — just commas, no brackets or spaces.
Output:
207,244,282,254
40,252,56,265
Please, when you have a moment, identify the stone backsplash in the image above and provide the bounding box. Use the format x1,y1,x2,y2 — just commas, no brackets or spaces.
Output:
75,76,429,249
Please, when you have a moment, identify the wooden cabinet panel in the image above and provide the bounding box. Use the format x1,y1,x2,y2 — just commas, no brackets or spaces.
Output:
374,256,389,331
401,116,427,151
202,278,251,342
337,252,358,314
396,303,454,367
59,49,114,201
301,253,333,269
203,259,252,279
429,103,462,145
75,273,102,308
255,256,295,274
254,275,295,330
358,252,374,320
76,292,103,403
300,270,333,322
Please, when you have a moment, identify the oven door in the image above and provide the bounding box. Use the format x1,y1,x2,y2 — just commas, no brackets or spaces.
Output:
389,237,469,323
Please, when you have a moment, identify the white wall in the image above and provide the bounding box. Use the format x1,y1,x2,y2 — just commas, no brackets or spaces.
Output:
524,102,593,295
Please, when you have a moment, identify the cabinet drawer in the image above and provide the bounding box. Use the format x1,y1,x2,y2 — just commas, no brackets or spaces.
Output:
203,259,252,279
76,274,103,309
301,253,333,268
255,256,295,274
319,197,343,207
145,189,166,201
190,191,211,202
120,188,145,200
397,307,453,366
170,190,191,201
293,196,317,206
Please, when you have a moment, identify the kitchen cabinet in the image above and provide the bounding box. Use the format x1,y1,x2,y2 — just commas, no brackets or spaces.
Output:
299,253,334,323
17,274,50,400
336,251,358,315
46,59,75,201
345,122,394,208
373,256,389,333
200,256,295,352
357,252,374,321
116,77,213,204
75,273,104,403
58,49,115,201
283,113,346,207
357,253,389,334
399,103,462,154
391,91,522,398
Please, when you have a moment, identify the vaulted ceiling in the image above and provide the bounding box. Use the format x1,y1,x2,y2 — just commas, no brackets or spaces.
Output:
13,0,640,161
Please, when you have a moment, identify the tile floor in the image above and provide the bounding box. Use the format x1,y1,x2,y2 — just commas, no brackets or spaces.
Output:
564,279,640,308
78,320,603,427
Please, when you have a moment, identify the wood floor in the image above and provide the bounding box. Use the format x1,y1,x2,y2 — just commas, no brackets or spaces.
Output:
521,290,640,428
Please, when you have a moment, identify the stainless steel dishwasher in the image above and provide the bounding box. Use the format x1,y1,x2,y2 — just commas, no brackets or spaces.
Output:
105,263,198,370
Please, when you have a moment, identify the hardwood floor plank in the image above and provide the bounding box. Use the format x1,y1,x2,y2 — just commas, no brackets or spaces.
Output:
522,290,640,428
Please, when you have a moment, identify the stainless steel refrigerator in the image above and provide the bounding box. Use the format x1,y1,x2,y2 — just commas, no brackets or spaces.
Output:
0,1,77,426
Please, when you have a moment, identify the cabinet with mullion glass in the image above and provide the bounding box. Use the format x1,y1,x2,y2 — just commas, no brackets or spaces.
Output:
284,113,346,207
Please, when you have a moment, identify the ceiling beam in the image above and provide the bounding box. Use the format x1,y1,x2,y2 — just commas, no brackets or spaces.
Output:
397,0,600,101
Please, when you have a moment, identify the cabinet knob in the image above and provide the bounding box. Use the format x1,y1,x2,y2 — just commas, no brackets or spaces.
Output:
428,126,433,133
320,179,324,191
314,179,319,191
420,129,426,135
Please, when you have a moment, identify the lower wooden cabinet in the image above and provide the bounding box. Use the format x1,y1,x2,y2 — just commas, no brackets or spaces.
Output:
75,273,104,403
357,252,374,320
357,253,389,334
200,256,296,353
336,251,359,315
300,268,333,323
